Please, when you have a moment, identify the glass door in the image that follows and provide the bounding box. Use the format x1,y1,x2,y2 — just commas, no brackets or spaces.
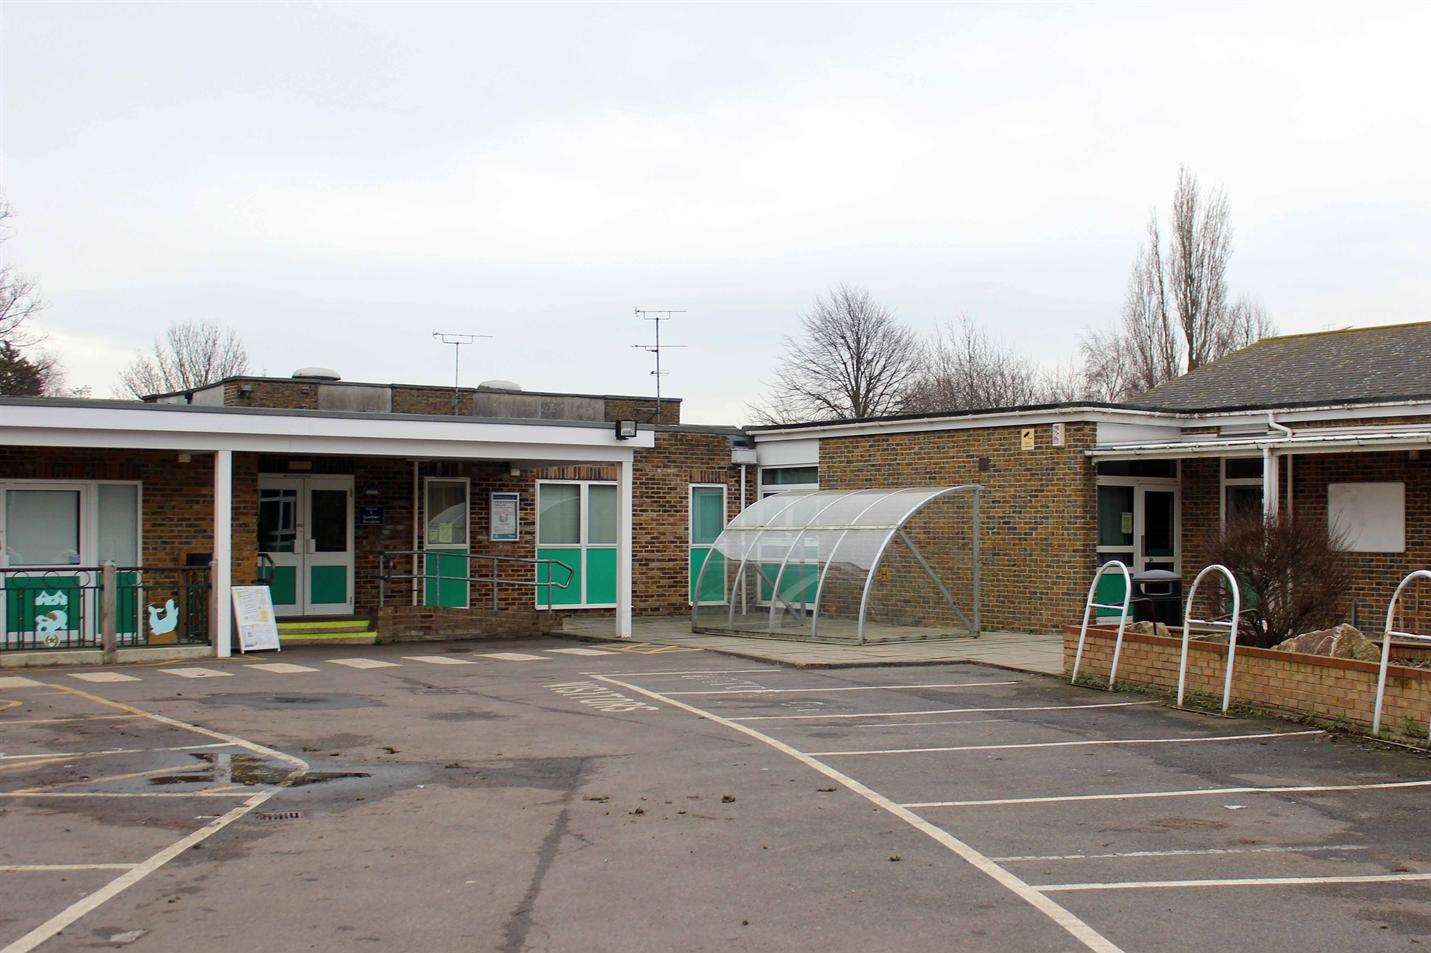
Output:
1137,487,1179,574
1,484,87,644
305,477,353,615
259,477,303,616
423,478,469,608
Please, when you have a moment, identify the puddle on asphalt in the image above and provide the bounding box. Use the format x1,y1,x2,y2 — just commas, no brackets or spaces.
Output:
143,753,370,788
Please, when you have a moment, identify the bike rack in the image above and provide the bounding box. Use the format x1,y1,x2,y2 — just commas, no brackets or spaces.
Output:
1176,564,1242,712
1371,569,1431,738
1071,560,1133,687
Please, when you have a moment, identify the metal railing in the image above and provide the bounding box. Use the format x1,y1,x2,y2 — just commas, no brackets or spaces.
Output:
1372,569,1431,738
377,550,575,611
1176,564,1243,712
1,562,212,655
1071,560,1133,686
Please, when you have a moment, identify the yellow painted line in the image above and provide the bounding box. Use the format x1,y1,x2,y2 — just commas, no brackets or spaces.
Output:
0,864,136,873
0,700,21,713
0,677,44,690
0,714,142,727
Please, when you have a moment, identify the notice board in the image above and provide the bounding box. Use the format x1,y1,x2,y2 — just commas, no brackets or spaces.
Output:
232,585,282,653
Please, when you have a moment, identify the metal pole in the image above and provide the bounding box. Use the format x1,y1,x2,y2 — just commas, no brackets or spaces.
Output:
100,561,117,664
971,488,981,637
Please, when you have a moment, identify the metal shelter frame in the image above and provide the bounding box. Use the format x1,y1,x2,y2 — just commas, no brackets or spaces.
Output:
691,485,982,644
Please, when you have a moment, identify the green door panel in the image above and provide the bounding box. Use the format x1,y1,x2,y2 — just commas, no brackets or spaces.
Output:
5,576,83,637
690,548,726,603
423,550,469,608
268,566,298,610
536,549,581,606
585,547,617,606
310,565,349,607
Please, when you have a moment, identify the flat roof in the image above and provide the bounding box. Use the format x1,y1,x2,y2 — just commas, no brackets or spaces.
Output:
144,375,680,405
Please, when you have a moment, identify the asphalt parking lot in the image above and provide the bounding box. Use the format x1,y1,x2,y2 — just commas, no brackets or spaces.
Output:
2,637,1429,953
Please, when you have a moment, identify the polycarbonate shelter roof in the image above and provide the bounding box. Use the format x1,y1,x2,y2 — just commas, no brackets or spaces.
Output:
692,485,982,643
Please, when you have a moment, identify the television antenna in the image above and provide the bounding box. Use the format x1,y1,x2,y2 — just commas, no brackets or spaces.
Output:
631,309,686,422
432,331,493,412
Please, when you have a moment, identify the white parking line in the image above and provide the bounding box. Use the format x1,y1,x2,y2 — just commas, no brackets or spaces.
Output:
993,844,1369,862
811,730,1324,757
245,663,319,674
1038,872,1431,892
401,655,475,665
0,677,44,689
0,742,234,762
665,680,1019,696
546,648,616,657
904,778,1431,809
0,864,137,873
593,674,1125,953
67,672,141,684
158,667,232,679
0,790,259,799
732,701,1160,722
479,652,546,662
328,658,399,669
596,668,776,677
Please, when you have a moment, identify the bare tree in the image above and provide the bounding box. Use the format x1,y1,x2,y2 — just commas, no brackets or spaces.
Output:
753,285,923,423
905,316,1053,412
117,320,251,398
1081,166,1273,399
0,202,43,350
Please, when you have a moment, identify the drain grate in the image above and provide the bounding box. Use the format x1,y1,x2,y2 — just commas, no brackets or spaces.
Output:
255,810,303,821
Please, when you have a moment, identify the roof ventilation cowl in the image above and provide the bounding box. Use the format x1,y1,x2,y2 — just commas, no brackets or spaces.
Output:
292,367,342,382
477,379,522,391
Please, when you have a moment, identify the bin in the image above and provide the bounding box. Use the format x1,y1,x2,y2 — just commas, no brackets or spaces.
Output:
1132,569,1183,627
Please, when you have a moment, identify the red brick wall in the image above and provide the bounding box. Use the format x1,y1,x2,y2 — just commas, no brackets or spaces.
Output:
817,422,1098,633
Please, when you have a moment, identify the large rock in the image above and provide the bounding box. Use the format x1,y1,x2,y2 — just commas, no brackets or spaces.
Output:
1126,621,1172,638
1272,623,1381,662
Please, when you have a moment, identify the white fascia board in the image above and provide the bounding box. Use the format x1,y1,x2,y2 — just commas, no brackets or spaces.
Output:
1089,430,1431,460
749,406,1171,442
0,403,652,460
1180,400,1431,428
755,437,819,467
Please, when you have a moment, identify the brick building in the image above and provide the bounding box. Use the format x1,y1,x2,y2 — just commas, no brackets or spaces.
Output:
4,321,1431,659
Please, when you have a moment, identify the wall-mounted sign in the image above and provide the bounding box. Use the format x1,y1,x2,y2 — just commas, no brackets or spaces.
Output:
491,492,520,542
359,505,385,526
1020,428,1035,451
232,585,281,653
1050,422,1065,447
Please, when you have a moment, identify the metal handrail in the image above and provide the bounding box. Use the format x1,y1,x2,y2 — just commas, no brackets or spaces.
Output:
1372,569,1431,737
377,550,574,612
1176,564,1242,712
1071,560,1133,687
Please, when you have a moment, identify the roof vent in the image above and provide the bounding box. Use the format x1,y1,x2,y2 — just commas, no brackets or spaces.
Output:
478,379,522,391
292,367,341,382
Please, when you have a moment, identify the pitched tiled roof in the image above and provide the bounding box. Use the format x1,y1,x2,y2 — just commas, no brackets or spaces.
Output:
1135,321,1431,410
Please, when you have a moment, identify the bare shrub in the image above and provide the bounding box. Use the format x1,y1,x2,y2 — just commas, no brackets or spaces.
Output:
1204,512,1352,648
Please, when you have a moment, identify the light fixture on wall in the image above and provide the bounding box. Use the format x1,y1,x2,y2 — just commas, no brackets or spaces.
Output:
177,452,192,464
614,419,638,440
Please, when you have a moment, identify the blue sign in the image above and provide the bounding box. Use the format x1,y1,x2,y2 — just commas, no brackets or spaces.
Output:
358,506,385,526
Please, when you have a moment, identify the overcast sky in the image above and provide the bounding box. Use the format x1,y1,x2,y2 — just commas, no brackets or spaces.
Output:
3,2,1428,422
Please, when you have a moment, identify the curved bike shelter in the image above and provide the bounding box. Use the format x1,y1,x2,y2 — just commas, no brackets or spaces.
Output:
690,485,982,644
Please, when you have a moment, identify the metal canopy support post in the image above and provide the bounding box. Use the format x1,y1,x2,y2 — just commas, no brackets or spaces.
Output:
617,455,634,639
213,449,233,659
766,493,848,634
896,529,972,633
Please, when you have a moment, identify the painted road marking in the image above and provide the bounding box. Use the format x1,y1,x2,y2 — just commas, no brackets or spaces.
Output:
903,778,1431,809
594,643,700,654
665,680,1020,696
402,655,475,665
598,668,774,677
545,647,616,657
328,658,399,669
0,791,258,799
732,701,1161,722
1037,872,1431,892
593,675,1124,953
545,680,658,712
480,652,546,662
993,844,1369,863
0,677,44,689
67,672,141,684
246,662,319,674
0,714,142,727
0,864,136,873
158,667,232,679
810,730,1325,757
0,742,234,763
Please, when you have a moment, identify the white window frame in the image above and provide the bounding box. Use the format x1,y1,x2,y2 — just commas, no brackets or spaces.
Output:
1220,456,1264,528
758,466,818,499
534,478,617,609
423,476,471,610
1095,463,1181,575
688,482,727,607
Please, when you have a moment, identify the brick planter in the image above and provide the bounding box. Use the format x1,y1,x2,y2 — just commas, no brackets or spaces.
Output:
1062,623,1431,747
376,605,561,643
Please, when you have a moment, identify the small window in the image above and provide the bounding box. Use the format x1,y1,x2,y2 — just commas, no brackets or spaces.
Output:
537,484,581,545
1224,457,1263,480
97,484,139,565
586,484,618,545
691,486,726,545
1095,460,1178,478
761,466,819,487
425,480,469,547
1097,485,1134,547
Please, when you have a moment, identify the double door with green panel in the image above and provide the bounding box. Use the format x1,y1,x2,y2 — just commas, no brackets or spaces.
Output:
536,481,617,608
258,476,354,617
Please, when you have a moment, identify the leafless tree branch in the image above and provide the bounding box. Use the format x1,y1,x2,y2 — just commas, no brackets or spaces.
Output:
116,320,251,398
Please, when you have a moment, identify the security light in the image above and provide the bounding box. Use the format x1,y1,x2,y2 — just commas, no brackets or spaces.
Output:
615,419,638,440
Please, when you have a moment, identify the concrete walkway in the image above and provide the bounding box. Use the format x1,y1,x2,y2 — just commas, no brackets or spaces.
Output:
559,615,1064,674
